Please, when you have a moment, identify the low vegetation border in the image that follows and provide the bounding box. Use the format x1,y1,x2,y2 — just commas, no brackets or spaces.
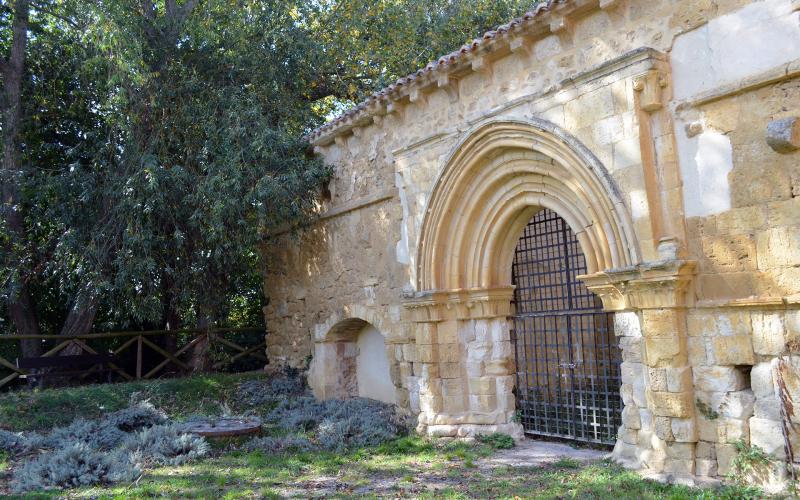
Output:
0,373,773,498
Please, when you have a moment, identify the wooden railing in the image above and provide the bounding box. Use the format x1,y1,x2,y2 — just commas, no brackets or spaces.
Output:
0,327,266,389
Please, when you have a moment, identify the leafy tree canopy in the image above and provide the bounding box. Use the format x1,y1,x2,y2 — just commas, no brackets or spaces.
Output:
1,0,532,342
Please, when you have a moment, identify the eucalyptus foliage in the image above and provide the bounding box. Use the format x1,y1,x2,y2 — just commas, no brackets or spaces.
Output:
1,0,534,341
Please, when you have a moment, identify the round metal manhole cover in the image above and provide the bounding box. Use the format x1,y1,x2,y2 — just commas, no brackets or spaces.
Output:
185,417,262,437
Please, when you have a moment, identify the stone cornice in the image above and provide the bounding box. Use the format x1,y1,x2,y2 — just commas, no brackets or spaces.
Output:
579,260,696,310
696,295,800,310
403,286,515,322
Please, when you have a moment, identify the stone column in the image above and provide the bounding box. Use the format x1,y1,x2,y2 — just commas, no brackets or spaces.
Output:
404,287,523,439
584,260,697,480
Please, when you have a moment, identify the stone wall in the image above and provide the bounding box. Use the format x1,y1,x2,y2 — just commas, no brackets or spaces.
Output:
262,0,800,489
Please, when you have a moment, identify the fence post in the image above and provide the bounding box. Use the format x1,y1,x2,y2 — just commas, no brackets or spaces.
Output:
136,335,143,379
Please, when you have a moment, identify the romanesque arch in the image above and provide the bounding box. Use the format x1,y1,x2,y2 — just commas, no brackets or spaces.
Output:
405,118,647,441
417,118,641,292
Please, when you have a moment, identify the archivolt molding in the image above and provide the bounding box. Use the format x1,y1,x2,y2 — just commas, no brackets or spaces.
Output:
416,118,641,292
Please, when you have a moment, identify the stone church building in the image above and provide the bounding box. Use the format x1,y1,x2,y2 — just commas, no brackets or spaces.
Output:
263,0,800,487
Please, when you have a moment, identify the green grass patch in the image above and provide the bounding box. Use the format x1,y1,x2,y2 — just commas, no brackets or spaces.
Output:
0,372,263,431
552,456,582,469
476,432,515,450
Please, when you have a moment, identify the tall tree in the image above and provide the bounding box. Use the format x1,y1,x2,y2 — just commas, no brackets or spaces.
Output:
1,0,537,371
0,0,42,357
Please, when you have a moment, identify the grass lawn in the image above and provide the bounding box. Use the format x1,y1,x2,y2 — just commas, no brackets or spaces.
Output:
0,374,767,499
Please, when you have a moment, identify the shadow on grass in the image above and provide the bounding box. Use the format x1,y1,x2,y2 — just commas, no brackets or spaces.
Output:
47,439,767,500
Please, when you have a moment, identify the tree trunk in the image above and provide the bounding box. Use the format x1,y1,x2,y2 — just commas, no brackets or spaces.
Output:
189,313,213,373
1,1,42,359
8,290,42,358
56,291,100,357
59,291,100,338
157,280,180,374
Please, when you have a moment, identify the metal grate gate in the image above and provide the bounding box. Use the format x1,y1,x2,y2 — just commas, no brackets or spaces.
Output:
510,208,622,445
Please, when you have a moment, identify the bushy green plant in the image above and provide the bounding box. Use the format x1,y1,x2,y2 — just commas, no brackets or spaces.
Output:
11,404,208,493
728,439,773,484
476,433,515,450
42,418,127,451
102,402,167,433
0,429,42,455
244,435,316,454
11,443,140,493
267,396,411,451
122,424,209,466
237,375,306,407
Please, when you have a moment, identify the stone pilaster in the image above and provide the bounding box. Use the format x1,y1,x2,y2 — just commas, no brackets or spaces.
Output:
582,260,697,479
404,287,523,438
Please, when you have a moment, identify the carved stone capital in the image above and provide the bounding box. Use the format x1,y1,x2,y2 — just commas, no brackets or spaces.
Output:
403,286,515,322
580,260,696,310
633,70,669,112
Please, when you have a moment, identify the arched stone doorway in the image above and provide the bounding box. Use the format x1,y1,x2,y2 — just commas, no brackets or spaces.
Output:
405,118,643,441
510,208,622,445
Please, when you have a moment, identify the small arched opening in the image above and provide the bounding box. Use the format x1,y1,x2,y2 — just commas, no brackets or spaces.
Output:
309,317,396,405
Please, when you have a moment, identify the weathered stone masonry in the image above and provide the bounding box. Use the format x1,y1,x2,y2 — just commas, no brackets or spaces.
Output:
263,0,800,489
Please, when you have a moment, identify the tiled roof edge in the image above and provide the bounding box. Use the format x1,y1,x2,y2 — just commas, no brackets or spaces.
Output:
309,0,587,147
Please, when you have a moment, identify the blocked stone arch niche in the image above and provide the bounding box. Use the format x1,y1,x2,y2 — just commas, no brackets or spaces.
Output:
405,118,654,443
307,311,397,405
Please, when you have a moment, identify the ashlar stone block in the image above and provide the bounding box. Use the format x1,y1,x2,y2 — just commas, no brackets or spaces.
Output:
695,459,718,477
469,394,498,412
697,415,719,443
642,309,684,338
696,441,716,460
692,366,748,393
654,416,673,440
646,336,683,367
439,362,461,379
639,408,654,432
752,312,786,356
648,368,668,391
672,417,697,442
468,377,496,395
648,390,694,418
718,418,749,444
666,366,693,392
751,362,776,399
750,417,786,458
615,311,643,338
619,337,644,362
718,390,755,420
716,443,738,476
754,398,781,420
417,344,439,363
622,405,642,430
711,334,755,365
757,227,800,271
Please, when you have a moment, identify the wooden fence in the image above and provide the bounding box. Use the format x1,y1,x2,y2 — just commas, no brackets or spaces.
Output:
0,327,266,390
